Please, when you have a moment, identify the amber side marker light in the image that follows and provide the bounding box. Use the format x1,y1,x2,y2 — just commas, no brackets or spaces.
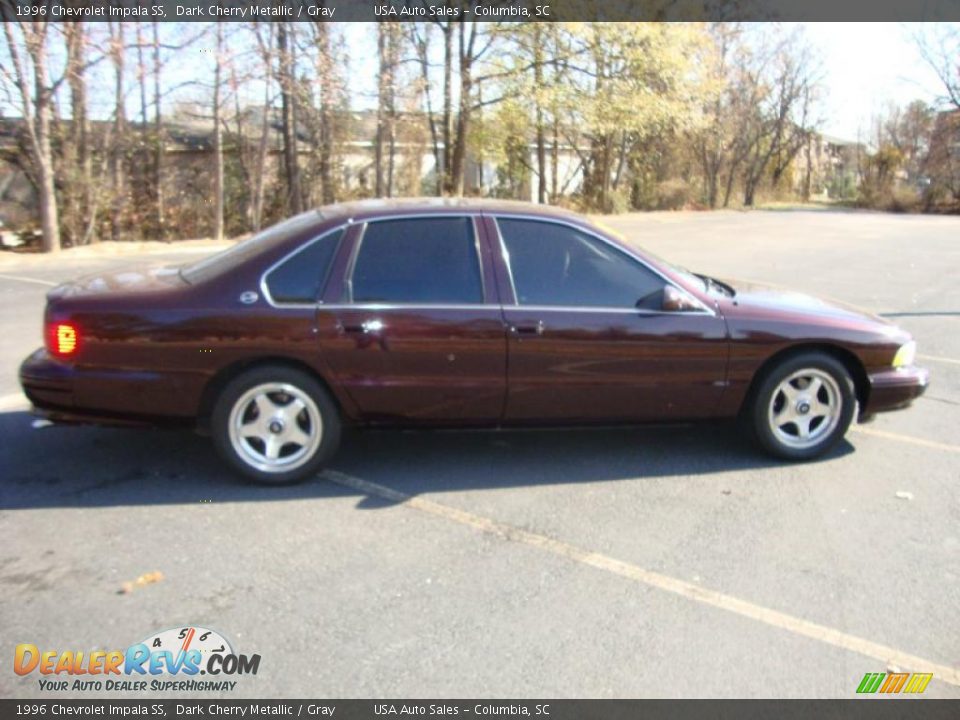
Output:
47,322,80,357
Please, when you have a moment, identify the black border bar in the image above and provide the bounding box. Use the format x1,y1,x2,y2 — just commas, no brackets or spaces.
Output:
1,700,959,719
2,0,960,22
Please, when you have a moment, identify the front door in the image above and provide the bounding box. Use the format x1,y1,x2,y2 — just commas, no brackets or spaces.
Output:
494,217,729,423
319,215,507,424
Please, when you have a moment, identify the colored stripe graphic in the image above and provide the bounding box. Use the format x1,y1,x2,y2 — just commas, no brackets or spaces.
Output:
880,673,909,693
857,672,886,693
857,672,932,694
903,673,933,694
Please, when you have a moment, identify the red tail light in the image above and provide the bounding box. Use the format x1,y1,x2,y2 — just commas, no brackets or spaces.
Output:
47,322,80,357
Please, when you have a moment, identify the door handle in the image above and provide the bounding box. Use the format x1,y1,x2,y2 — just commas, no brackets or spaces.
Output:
509,320,545,336
339,319,384,335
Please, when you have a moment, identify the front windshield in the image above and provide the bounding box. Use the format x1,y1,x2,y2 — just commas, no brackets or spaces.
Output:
180,211,325,284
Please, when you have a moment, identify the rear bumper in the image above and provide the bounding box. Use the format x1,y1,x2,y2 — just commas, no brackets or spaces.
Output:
19,347,197,427
862,365,929,418
20,348,75,411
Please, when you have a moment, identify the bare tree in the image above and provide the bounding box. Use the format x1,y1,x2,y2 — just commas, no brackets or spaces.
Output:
311,20,338,205
693,23,740,209
150,22,165,238
409,22,442,195
276,22,303,214
212,22,225,242
61,22,95,246
106,20,127,241
375,22,402,197
916,24,960,110
1,17,61,251
246,21,277,230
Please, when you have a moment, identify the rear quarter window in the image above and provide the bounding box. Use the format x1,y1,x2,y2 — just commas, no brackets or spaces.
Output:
264,228,343,304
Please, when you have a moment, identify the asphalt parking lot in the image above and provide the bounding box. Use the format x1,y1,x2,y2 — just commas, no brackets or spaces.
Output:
0,208,957,698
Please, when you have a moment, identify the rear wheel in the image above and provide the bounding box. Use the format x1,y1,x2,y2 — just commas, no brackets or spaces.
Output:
212,366,341,484
750,353,855,460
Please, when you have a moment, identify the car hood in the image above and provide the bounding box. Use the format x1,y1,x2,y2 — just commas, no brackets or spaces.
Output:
720,279,894,328
47,265,187,301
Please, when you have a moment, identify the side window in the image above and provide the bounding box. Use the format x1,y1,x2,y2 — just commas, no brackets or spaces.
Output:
350,217,483,304
264,228,343,304
498,219,664,308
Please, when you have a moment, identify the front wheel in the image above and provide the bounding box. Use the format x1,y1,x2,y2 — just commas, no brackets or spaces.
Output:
212,366,341,484
750,353,856,461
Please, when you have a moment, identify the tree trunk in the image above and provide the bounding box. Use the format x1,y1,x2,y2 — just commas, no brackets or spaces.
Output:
34,33,60,252
411,24,442,195
375,26,386,197
35,55,59,254
311,21,335,205
722,163,737,208
63,23,91,247
441,23,453,194
533,26,546,204
449,22,474,197
386,24,398,198
109,21,127,242
251,22,274,228
152,22,165,239
212,23,225,242
551,116,559,202
2,20,62,252
277,22,303,214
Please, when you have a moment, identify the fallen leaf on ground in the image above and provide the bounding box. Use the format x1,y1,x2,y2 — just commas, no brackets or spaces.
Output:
119,571,164,594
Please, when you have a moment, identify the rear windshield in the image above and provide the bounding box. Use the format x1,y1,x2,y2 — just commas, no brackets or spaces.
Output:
180,211,326,284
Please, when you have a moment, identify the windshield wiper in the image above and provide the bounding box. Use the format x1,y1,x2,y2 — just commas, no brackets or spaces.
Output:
696,274,736,297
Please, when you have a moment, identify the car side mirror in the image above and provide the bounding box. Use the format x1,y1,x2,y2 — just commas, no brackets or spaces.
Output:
661,285,701,312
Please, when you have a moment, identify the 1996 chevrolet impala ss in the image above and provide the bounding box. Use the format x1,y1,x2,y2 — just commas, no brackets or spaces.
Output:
20,199,929,484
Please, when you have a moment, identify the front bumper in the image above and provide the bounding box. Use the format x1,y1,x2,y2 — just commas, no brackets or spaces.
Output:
862,365,929,418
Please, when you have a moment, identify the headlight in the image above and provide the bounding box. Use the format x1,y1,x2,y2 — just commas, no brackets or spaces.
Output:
892,340,916,368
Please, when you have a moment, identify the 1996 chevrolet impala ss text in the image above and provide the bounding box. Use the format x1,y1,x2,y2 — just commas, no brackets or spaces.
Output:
20,199,929,484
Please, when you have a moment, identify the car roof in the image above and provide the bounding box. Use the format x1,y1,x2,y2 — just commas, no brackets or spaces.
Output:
315,197,586,224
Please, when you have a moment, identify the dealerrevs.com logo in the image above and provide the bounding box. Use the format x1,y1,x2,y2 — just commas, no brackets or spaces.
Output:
14,626,260,693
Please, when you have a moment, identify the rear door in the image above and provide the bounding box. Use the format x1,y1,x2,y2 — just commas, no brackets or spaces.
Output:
319,215,507,424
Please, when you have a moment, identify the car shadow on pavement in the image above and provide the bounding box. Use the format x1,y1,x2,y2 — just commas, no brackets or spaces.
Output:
0,409,854,510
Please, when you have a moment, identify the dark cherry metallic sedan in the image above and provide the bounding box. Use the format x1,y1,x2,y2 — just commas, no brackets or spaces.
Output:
20,199,928,483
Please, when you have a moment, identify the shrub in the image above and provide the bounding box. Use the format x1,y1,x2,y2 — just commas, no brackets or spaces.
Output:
655,179,691,210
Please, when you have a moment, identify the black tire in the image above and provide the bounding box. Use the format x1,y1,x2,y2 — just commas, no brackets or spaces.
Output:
211,365,341,485
749,352,856,461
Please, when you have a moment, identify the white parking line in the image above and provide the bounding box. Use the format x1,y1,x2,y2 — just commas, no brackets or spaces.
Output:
325,470,960,688
0,273,57,287
918,353,960,366
0,392,29,411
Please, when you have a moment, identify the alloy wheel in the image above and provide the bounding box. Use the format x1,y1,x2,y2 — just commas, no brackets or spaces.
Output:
227,382,323,473
766,368,843,450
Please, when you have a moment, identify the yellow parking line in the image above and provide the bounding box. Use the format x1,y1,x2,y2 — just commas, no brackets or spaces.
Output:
326,470,960,687
851,426,960,454
918,353,960,366
0,273,57,287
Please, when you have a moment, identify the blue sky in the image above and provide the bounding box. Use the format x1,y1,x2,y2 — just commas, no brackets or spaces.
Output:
799,22,951,140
